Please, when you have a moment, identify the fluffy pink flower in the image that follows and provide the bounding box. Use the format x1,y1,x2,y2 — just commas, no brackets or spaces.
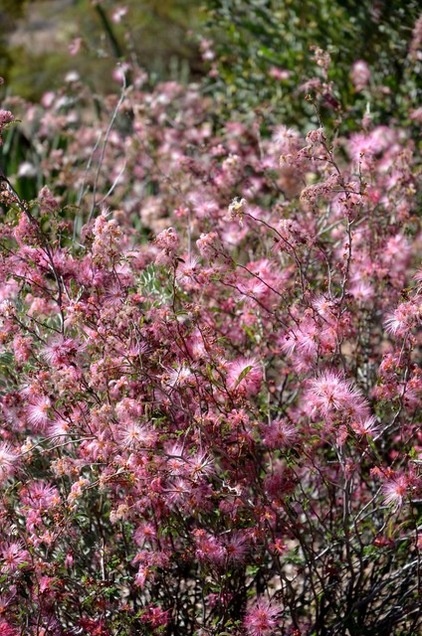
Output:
194,529,225,565
350,60,371,91
348,126,396,168
155,226,180,255
142,604,170,628
118,421,156,449
0,620,19,636
0,110,14,143
38,185,59,212
48,417,71,438
187,451,214,482
262,419,297,449
241,258,287,304
380,234,411,288
134,522,157,546
384,300,419,337
305,371,369,423
226,357,263,396
42,336,81,367
12,335,32,363
350,416,380,438
196,231,220,258
224,531,249,564
176,255,201,288
383,474,410,508
244,598,281,636
1,541,30,574
0,443,18,482
20,480,61,511
26,396,51,432
166,364,195,388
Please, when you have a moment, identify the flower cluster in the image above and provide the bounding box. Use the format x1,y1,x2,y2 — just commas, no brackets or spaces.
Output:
0,36,420,636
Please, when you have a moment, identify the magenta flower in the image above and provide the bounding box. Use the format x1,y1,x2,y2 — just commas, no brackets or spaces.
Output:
305,371,369,423
0,621,19,636
383,474,410,508
350,60,371,91
262,419,297,449
384,300,419,337
244,598,281,636
226,357,263,396
0,541,30,574
0,109,14,143
0,443,18,483
194,529,225,566
0,48,419,633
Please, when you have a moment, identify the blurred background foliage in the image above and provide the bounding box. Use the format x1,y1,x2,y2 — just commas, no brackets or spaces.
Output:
0,0,27,82
202,0,422,131
0,0,205,193
0,0,420,164
0,0,420,125
0,0,204,100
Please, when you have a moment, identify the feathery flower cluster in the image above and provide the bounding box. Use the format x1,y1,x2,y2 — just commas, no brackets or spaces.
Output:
0,34,420,635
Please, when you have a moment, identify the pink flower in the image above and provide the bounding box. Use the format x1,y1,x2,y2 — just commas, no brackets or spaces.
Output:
12,335,32,363
42,336,81,367
305,371,369,423
384,300,419,337
20,480,61,511
0,443,18,482
199,38,215,62
383,474,410,508
176,255,201,287
196,231,219,258
0,110,14,143
187,451,214,482
134,522,157,546
348,126,396,167
0,621,19,636
1,541,30,573
112,5,128,23
166,363,195,388
224,531,249,564
119,421,156,449
134,565,151,587
409,106,422,122
38,575,56,594
26,396,51,432
194,529,225,565
350,416,380,438
68,37,82,56
350,60,371,91
268,67,290,81
226,357,263,396
244,598,281,636
38,185,59,212
143,605,170,628
262,419,297,449
155,226,180,255
48,417,71,438
409,14,422,61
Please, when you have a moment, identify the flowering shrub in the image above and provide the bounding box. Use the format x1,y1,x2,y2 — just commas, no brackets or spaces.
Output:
202,0,421,130
0,42,421,636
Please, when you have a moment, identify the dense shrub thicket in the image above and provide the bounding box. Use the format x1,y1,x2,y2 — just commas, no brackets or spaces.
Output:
202,0,422,130
0,4,420,636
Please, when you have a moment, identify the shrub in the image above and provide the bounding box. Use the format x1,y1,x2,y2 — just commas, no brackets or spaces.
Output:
201,0,422,131
0,40,420,636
